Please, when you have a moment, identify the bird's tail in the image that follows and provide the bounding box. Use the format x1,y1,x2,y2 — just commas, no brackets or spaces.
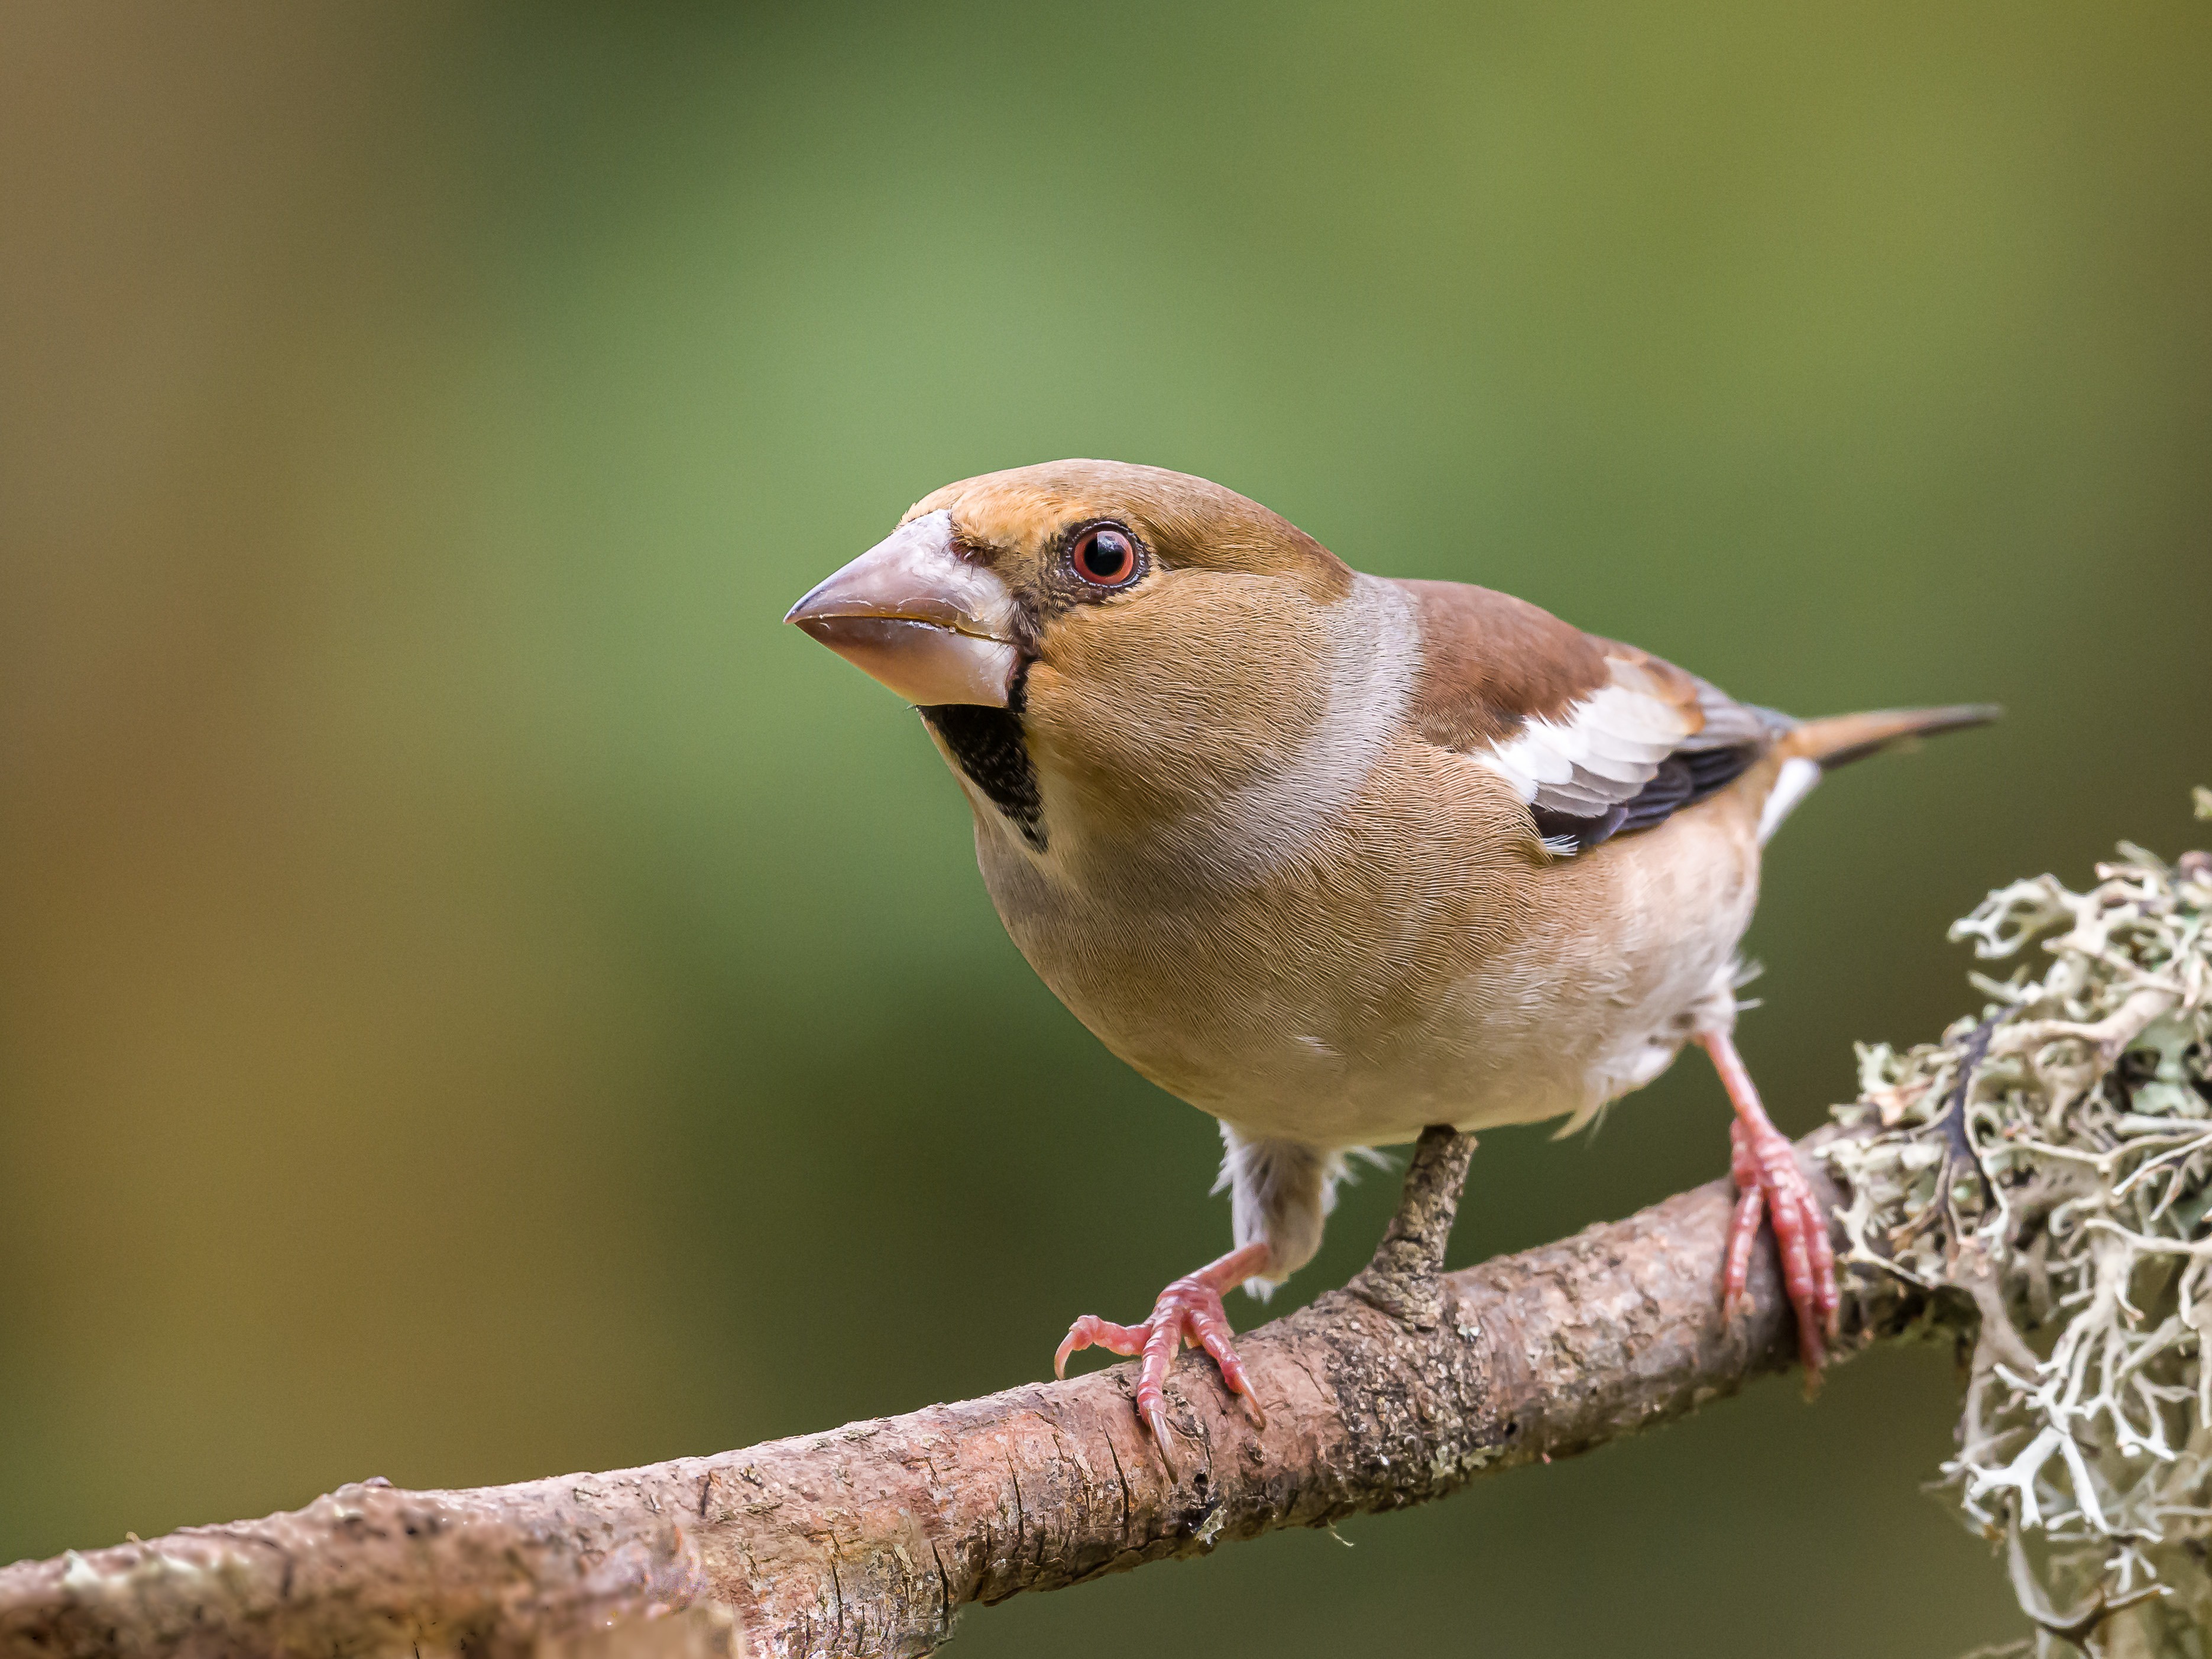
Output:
1757,703,2001,844
1781,703,2004,771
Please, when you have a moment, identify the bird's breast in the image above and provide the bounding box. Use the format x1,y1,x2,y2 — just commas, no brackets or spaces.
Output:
973,728,1554,1135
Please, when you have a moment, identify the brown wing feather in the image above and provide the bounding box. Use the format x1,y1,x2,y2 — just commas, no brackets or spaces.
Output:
1395,579,1613,749
1394,578,1789,853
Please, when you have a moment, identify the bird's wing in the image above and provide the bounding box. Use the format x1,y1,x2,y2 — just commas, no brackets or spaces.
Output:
1392,578,1788,854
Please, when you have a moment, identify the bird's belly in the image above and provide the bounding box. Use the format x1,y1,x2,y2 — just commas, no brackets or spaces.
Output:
1162,938,1736,1148
988,905,1743,1151
976,773,1762,1150
1190,1023,1597,1148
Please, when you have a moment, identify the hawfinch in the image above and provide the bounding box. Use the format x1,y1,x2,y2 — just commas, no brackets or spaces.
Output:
788,459,1994,1449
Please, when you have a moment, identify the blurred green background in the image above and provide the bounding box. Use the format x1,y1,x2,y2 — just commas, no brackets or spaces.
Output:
3,3,2208,1653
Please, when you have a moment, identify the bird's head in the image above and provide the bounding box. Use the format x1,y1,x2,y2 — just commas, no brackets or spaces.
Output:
787,460,1369,852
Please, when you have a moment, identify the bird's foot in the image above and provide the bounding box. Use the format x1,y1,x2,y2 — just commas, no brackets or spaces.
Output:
1054,1242,1272,1453
1721,1113,1839,1382
1700,1029,1839,1387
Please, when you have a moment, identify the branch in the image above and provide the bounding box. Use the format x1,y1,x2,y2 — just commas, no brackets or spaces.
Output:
0,1127,1924,1659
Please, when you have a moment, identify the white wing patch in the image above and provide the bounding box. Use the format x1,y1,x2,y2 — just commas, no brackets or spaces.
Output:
1477,661,1699,815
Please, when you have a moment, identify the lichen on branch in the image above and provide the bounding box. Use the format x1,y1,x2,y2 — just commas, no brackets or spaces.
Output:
1824,793,2212,1655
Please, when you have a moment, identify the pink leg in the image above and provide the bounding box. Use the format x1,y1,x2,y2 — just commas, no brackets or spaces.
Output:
1699,1030,1838,1382
1054,1241,1273,1453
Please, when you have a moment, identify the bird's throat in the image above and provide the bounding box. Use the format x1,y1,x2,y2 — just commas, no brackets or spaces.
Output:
919,691,1045,850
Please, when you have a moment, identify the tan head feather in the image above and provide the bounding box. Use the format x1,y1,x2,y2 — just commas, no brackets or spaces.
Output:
906,461,1366,837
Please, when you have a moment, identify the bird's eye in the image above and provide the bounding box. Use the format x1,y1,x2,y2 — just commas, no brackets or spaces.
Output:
1069,525,1140,589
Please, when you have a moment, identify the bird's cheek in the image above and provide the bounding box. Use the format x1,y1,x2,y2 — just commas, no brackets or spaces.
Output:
1015,665,1158,806
1017,665,1238,826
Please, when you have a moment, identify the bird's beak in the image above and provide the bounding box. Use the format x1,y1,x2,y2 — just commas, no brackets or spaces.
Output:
784,509,1021,708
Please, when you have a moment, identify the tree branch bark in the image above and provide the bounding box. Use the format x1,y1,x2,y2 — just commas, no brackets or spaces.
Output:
0,1129,1926,1659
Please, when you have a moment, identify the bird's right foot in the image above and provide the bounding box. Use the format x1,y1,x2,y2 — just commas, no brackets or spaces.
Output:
1054,1242,1272,1453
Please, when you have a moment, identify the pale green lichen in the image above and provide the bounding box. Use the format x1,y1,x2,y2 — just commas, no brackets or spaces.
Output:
1824,798,2212,1657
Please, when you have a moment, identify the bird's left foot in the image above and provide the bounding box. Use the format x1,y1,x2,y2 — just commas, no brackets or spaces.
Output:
1700,1031,1839,1384
1722,1115,1839,1378
1054,1242,1272,1452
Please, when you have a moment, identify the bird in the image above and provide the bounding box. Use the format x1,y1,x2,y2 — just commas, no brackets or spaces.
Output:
786,458,1996,1453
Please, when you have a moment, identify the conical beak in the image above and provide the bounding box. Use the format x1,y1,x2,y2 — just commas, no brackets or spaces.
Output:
784,510,1021,708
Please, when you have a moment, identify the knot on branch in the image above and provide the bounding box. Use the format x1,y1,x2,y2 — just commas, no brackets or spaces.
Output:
1346,1126,1476,1330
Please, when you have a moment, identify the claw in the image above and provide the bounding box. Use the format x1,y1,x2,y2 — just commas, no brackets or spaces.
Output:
1145,1409,1180,1477
1054,1315,1145,1381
